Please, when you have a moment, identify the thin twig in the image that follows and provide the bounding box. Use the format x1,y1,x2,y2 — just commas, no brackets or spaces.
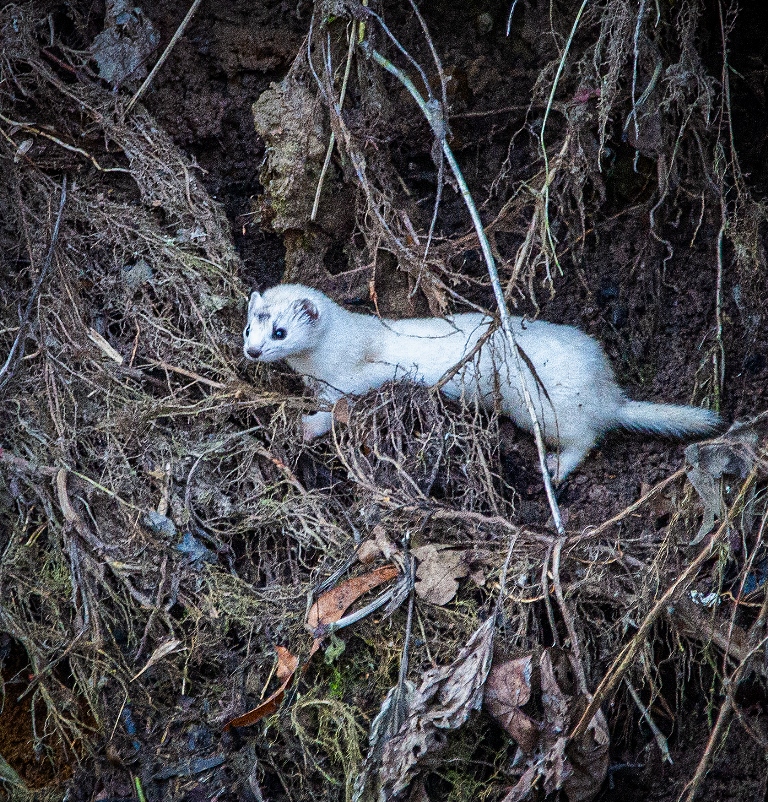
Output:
628,0,648,153
0,114,131,175
542,539,559,645
406,0,448,265
570,468,686,545
495,519,519,615
125,0,206,116
143,359,226,389
397,561,416,689
569,467,758,741
625,678,672,763
506,0,522,36
539,0,589,274
311,22,357,221
713,211,725,407
359,6,432,102
552,536,587,693
0,176,67,386
682,545,768,802
362,42,566,535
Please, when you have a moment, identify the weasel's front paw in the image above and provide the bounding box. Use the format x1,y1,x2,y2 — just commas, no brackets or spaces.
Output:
302,411,333,441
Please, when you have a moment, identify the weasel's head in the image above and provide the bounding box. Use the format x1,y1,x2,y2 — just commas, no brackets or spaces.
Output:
243,285,326,363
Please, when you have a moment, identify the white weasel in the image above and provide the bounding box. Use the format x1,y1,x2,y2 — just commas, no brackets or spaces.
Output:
243,284,722,481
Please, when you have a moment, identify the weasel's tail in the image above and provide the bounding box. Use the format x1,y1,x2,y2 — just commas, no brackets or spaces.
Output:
617,401,723,439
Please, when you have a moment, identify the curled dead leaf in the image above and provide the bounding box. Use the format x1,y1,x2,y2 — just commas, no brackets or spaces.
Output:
412,545,490,606
685,427,758,544
226,565,399,731
489,649,608,802
413,544,470,605
224,645,299,731
563,702,609,802
484,656,539,753
274,644,299,682
306,563,400,635
354,616,496,801
356,539,383,565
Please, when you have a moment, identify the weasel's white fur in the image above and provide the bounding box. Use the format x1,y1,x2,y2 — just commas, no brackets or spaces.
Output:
243,284,722,481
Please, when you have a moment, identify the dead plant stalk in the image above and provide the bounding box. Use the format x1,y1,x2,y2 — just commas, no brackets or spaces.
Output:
125,0,206,116
0,176,67,387
361,42,565,536
570,466,759,742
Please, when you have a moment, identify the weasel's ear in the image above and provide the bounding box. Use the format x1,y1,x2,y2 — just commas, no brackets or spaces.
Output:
293,298,319,323
248,291,262,315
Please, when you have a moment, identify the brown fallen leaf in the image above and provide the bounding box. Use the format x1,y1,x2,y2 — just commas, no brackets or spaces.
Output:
224,646,299,731
413,544,470,605
484,655,539,753
306,563,399,635
333,396,350,424
540,647,570,735
493,648,609,802
373,524,399,561
227,565,400,731
274,644,299,682
562,698,610,802
356,539,383,565
501,763,541,802
412,545,490,604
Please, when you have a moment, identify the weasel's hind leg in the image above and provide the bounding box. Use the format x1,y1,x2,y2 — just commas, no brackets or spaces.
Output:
545,435,596,484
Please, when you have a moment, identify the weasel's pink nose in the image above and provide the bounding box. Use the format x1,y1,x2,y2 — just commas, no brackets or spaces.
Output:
247,347,262,359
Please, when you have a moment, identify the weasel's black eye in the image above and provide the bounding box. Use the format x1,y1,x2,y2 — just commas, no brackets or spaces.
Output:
272,327,287,340
244,324,251,338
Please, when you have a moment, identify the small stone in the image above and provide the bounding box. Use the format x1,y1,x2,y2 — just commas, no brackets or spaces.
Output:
477,13,493,34
142,510,177,537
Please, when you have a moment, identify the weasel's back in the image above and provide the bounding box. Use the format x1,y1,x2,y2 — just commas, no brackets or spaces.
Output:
372,313,490,384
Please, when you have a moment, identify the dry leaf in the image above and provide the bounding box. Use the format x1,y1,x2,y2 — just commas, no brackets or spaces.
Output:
685,427,757,544
274,644,299,682
501,762,541,802
484,656,539,752
540,648,570,734
333,396,350,424
224,646,299,730
412,545,490,605
131,638,182,682
354,677,418,797
373,524,399,561
413,545,470,605
306,564,399,635
563,703,609,802
227,567,400,731
14,138,33,162
356,539,383,565
468,564,488,587
354,616,495,801
494,649,609,802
